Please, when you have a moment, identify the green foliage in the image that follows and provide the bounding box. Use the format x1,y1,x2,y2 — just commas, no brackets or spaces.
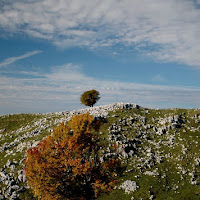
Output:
80,89,100,107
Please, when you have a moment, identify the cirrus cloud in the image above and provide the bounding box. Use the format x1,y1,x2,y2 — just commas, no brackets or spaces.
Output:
0,50,43,67
0,0,200,67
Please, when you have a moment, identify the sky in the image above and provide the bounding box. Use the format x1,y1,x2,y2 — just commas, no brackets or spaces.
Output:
0,0,200,114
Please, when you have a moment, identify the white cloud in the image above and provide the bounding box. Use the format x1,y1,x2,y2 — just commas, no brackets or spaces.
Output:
0,0,200,67
0,63,200,114
46,63,92,83
25,30,52,39
152,74,166,83
0,50,43,67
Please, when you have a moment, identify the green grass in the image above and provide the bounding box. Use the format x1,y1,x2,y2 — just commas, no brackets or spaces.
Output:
0,106,200,199
0,113,42,133
97,107,200,200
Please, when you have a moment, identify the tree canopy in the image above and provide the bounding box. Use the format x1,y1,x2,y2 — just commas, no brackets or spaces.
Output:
80,90,100,107
24,113,122,200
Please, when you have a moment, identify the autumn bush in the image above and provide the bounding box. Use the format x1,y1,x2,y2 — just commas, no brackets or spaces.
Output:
24,113,122,200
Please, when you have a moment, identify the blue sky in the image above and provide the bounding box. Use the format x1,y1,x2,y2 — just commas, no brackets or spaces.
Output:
0,0,200,114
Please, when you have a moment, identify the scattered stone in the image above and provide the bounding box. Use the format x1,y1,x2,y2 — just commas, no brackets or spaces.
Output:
0,103,200,199
119,180,139,194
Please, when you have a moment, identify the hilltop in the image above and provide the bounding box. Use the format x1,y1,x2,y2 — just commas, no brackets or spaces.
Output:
0,103,200,200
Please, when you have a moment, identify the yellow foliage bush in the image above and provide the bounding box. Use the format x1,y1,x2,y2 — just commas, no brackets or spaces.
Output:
25,113,122,200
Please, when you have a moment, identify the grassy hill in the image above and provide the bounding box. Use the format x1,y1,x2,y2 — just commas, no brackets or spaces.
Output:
0,103,200,200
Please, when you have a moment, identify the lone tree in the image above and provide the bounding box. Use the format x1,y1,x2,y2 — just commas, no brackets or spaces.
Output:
25,113,122,200
80,89,100,107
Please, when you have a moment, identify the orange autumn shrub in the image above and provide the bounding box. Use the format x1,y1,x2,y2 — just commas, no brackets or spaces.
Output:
24,113,122,200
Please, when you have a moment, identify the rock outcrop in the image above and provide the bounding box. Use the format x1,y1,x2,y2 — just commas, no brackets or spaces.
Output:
0,103,200,199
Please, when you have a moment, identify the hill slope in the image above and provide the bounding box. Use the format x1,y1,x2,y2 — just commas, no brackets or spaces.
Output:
0,103,200,200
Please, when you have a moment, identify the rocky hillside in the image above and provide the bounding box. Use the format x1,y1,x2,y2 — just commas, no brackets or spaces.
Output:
0,103,200,200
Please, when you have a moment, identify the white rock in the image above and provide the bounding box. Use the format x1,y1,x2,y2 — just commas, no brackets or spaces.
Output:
119,180,139,194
